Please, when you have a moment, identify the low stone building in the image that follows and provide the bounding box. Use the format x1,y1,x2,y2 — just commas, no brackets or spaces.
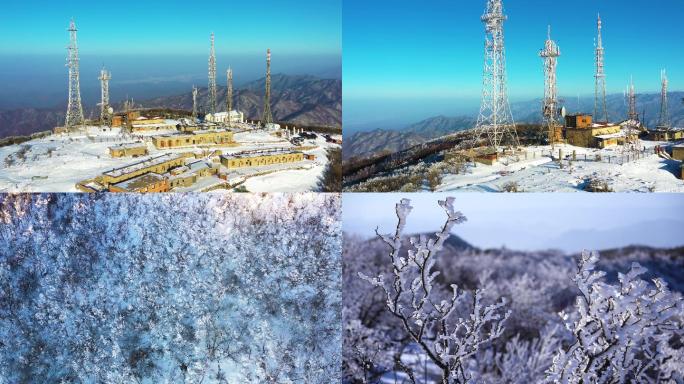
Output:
109,173,169,193
205,111,244,125
109,142,148,158
647,127,684,142
220,149,304,169
564,114,637,148
100,153,186,187
151,130,234,149
130,116,177,132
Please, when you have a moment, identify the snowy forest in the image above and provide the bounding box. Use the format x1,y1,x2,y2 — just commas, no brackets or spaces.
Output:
343,198,684,384
0,193,341,383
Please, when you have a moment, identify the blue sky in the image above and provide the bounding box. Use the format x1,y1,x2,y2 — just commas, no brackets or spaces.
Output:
0,0,340,109
0,0,340,55
343,193,684,253
344,0,684,129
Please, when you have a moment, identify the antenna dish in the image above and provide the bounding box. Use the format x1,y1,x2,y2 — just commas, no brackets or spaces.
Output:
107,107,114,114
560,106,567,118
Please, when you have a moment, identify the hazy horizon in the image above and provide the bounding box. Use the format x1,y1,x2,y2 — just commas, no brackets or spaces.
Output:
343,193,684,253
0,53,340,110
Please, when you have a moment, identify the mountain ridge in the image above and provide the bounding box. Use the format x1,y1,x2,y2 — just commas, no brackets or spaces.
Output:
0,74,341,139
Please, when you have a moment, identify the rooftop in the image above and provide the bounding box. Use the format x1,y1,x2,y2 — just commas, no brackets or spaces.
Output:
104,153,183,178
110,142,146,150
112,173,165,191
220,148,300,160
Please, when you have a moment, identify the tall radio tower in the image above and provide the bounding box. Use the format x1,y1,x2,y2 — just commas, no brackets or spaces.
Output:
628,77,637,122
594,14,608,123
262,48,274,126
98,67,112,122
192,86,198,120
65,18,84,129
473,0,519,149
227,67,233,112
539,25,561,147
208,33,217,114
657,69,670,129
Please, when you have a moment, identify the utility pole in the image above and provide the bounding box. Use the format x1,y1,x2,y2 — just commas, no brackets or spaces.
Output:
192,85,198,121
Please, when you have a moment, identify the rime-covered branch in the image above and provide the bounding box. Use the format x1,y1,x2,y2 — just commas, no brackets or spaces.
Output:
360,198,509,383
546,251,683,383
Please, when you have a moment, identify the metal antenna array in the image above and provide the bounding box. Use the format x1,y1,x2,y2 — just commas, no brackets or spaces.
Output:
192,86,198,120
539,25,561,147
262,48,274,126
473,0,519,149
657,69,670,129
208,33,217,114
65,18,84,129
594,14,608,123
98,67,112,123
627,76,637,122
227,67,233,112
623,76,639,151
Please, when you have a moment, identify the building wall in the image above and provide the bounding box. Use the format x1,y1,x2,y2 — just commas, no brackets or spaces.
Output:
566,125,621,148
102,157,185,186
109,146,148,158
152,131,234,149
673,147,684,161
565,115,593,129
221,152,304,169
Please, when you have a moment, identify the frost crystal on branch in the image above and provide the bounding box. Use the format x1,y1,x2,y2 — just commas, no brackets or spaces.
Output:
546,250,683,383
359,198,509,384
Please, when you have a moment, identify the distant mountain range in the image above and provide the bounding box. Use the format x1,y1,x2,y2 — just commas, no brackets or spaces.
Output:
344,92,684,160
343,115,475,159
0,74,341,139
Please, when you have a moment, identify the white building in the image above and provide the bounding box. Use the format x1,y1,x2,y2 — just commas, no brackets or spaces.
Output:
205,110,244,124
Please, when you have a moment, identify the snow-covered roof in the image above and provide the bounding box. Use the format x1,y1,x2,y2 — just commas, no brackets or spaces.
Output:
104,153,183,178
595,131,626,140
112,172,165,190
110,142,146,150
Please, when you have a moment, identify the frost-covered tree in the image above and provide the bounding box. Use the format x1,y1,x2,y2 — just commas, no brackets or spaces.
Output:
0,193,341,384
547,251,683,383
359,198,510,384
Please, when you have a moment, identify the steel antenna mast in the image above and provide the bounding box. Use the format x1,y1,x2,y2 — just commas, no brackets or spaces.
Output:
472,0,519,150
594,14,608,123
208,33,217,114
65,18,85,129
540,25,561,149
262,48,274,126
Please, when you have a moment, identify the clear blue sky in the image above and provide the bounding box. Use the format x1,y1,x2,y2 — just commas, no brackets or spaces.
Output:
344,0,684,129
343,193,684,253
0,0,340,55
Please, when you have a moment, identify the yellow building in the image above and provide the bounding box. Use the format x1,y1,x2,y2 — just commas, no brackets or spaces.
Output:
565,114,636,148
130,116,177,132
647,128,684,142
151,130,234,149
167,161,218,189
109,173,169,193
109,142,149,158
100,153,186,187
672,145,684,161
220,149,304,169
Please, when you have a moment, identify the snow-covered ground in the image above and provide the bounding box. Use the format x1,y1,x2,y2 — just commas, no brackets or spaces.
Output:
438,141,684,192
0,125,340,192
